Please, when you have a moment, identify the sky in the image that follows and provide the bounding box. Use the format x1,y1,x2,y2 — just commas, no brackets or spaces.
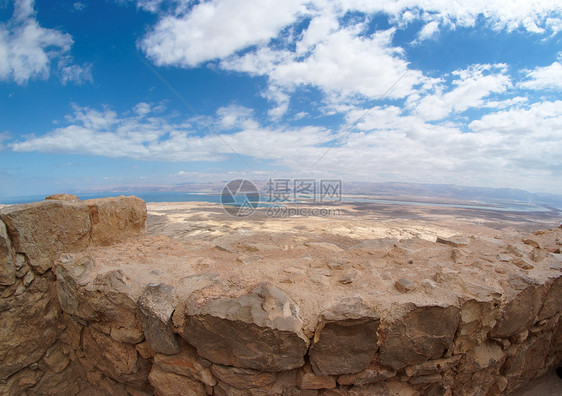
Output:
0,0,561,199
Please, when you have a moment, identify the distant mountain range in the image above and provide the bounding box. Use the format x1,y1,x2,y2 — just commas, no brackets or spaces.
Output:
77,181,562,209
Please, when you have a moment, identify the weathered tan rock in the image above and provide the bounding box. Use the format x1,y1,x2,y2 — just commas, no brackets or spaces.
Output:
395,278,416,293
82,326,151,387
538,276,562,320
138,283,180,355
337,362,396,386
213,370,298,396
297,363,336,390
379,303,460,370
454,294,501,354
404,355,461,377
30,360,84,395
491,277,547,338
153,342,216,387
309,298,380,376
436,235,469,247
1,200,91,273
85,196,146,246
211,364,276,388
0,219,15,286
504,332,553,393
148,365,206,396
45,194,81,202
40,343,71,374
0,275,60,380
0,367,44,395
181,283,309,371
56,260,144,343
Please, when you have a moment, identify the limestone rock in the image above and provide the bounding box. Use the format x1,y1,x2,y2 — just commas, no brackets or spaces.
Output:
82,327,151,387
404,355,462,377
138,283,180,355
213,370,298,396
0,219,15,286
491,280,546,338
148,365,206,396
309,297,380,376
0,200,91,273
45,194,81,202
379,303,460,370
0,368,44,395
56,261,144,344
0,275,60,380
436,236,469,247
211,364,276,388
395,278,416,293
538,276,562,320
336,363,396,386
453,293,501,354
512,257,534,270
181,283,309,371
40,343,71,374
504,332,553,393
30,360,83,395
297,363,336,390
85,196,146,246
153,343,216,386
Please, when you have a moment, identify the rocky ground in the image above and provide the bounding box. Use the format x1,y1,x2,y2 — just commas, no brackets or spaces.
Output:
1,197,561,395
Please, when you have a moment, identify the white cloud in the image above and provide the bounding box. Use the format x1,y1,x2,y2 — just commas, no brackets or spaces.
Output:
60,62,93,85
0,0,87,85
411,64,511,121
10,103,333,163
519,60,562,90
138,0,562,118
140,0,308,67
222,25,425,115
417,20,440,41
9,99,562,193
73,2,86,11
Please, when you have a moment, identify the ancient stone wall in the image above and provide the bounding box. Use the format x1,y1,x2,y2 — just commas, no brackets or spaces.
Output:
0,196,561,395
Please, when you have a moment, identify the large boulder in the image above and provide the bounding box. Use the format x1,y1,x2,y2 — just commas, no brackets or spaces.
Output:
85,196,146,246
138,283,180,355
56,258,144,344
148,365,206,396
309,297,380,376
538,275,562,320
0,200,91,273
179,283,309,371
379,303,460,370
0,219,15,286
82,326,151,388
491,275,547,338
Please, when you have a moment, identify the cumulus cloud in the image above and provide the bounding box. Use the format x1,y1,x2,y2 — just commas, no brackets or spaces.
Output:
519,59,562,90
10,99,562,192
0,0,88,85
138,0,562,118
411,64,512,121
10,103,333,163
140,0,308,67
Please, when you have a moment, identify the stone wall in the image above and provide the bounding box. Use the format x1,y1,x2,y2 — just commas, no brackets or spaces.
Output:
0,196,561,395
0,195,147,395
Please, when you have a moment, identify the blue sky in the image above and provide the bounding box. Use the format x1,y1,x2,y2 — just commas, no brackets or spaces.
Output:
0,0,561,199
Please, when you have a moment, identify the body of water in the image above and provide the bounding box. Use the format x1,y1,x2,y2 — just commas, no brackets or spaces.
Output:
0,191,558,213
